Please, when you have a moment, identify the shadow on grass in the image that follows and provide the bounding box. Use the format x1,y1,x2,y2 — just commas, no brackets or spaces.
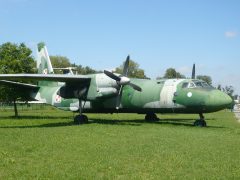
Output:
88,118,223,128
0,115,73,120
0,121,74,129
0,116,224,129
89,118,194,126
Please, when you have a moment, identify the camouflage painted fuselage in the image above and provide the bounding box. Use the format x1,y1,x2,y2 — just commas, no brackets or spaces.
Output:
32,73,232,114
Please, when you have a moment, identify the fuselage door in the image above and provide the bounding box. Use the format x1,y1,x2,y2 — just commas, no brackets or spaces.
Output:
160,79,183,108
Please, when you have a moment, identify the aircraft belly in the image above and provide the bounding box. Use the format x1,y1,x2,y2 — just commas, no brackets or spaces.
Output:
143,101,161,108
56,99,91,112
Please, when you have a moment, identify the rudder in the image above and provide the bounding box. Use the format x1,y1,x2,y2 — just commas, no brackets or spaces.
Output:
37,42,57,86
37,42,54,74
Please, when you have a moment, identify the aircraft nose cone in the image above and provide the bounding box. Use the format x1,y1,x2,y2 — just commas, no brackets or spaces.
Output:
224,93,233,106
207,90,233,109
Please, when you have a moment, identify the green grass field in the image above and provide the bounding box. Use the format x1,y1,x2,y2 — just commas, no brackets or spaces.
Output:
0,108,240,179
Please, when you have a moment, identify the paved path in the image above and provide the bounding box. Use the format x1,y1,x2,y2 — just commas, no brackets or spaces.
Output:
235,112,240,122
233,106,240,122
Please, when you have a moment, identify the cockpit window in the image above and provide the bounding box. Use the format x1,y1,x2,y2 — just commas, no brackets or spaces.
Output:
189,83,195,88
201,82,211,87
182,80,212,89
193,80,212,88
194,81,203,87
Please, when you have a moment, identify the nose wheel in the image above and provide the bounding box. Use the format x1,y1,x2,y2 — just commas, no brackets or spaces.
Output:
145,113,160,122
74,99,88,125
193,113,207,127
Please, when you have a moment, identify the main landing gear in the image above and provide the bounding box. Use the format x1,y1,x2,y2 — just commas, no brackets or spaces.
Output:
74,114,88,124
145,113,160,122
74,100,88,125
193,113,207,127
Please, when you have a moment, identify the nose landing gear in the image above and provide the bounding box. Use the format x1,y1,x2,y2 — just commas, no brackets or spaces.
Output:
193,113,207,127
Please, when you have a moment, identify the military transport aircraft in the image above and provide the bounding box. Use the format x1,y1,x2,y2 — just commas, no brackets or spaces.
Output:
0,43,232,126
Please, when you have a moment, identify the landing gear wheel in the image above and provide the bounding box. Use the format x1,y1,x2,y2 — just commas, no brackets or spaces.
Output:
74,99,88,125
145,113,159,122
193,113,207,127
193,119,207,127
74,115,88,125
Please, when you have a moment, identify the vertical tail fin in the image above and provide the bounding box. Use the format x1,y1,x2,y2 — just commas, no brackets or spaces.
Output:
37,43,57,86
37,42,54,74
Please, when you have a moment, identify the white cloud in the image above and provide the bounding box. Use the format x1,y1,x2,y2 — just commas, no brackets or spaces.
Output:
225,31,238,38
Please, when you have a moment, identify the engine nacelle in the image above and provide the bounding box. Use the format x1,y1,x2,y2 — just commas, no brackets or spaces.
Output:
57,86,88,99
96,87,118,98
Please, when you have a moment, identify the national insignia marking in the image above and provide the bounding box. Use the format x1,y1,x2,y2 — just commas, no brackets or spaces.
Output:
187,92,192,97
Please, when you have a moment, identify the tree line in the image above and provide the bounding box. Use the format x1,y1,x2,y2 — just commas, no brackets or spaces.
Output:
0,42,237,116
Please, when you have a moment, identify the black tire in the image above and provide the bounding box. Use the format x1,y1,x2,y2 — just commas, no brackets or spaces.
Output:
82,115,88,123
145,113,159,122
74,115,88,125
194,120,207,127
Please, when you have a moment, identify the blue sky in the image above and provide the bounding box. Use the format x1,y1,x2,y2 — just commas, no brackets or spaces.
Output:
0,0,240,94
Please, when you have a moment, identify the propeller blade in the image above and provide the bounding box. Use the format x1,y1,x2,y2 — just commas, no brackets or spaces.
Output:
116,86,123,109
104,70,121,81
122,55,130,76
191,63,195,79
129,83,142,92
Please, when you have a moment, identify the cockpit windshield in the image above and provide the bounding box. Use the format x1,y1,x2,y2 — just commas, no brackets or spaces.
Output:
182,80,212,89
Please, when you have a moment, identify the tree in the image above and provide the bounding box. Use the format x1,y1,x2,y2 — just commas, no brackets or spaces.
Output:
50,55,71,68
162,68,185,79
115,60,147,79
222,85,235,109
222,85,234,98
217,84,222,90
50,55,71,74
0,42,35,117
71,63,100,75
217,84,236,99
197,75,212,85
233,94,239,100
49,55,100,75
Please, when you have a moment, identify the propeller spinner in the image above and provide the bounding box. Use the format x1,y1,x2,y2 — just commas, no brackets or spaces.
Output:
104,55,142,109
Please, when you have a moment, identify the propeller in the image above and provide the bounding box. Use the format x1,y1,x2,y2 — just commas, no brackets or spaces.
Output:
191,63,195,79
104,55,142,109
122,55,130,76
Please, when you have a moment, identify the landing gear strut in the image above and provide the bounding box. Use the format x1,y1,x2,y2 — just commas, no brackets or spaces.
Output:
145,113,159,122
74,99,88,124
193,113,207,127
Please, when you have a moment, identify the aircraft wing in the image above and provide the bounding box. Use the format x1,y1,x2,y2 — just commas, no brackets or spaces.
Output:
0,74,91,83
0,80,39,90
0,80,40,101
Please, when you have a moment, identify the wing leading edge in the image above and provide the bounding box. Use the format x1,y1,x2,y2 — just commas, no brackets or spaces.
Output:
0,74,91,84
0,80,39,90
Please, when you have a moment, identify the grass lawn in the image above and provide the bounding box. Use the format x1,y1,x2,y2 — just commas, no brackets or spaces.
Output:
0,108,240,179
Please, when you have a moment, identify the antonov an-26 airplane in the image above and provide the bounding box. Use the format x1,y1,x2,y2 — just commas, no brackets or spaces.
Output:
0,43,232,126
